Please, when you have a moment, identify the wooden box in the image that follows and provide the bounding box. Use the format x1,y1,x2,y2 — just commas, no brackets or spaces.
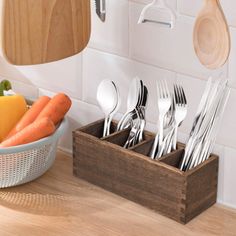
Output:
73,119,219,224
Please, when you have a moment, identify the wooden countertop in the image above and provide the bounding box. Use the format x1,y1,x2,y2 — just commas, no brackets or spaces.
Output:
0,151,236,236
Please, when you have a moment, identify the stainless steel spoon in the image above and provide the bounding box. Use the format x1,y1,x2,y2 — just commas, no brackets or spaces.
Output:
97,80,119,137
106,82,120,136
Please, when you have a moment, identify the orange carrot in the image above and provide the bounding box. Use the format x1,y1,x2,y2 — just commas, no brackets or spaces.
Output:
6,96,51,139
0,118,55,148
35,93,72,125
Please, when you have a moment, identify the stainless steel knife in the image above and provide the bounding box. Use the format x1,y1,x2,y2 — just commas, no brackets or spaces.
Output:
95,0,106,22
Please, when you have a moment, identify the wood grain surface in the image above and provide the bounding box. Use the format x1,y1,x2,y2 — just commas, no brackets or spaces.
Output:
193,0,230,69
2,0,91,65
73,120,219,224
0,150,235,236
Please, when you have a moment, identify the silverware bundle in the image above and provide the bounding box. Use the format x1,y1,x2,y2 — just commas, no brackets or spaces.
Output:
117,78,148,148
96,77,229,172
180,78,230,171
96,77,148,148
149,80,188,159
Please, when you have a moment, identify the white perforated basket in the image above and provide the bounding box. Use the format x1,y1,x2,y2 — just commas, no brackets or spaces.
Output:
0,118,68,188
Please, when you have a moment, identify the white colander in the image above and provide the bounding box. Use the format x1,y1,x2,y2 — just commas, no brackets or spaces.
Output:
0,118,68,188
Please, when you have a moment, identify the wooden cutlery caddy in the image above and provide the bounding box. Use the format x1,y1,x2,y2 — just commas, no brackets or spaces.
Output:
73,119,219,224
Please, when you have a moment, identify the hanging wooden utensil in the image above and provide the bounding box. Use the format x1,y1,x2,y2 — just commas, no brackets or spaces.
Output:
1,0,91,65
193,0,230,69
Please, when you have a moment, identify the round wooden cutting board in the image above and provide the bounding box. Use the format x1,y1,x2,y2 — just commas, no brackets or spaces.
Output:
1,0,91,65
193,0,230,69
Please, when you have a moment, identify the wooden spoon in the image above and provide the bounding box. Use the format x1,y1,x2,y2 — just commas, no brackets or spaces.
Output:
1,0,91,65
193,0,230,69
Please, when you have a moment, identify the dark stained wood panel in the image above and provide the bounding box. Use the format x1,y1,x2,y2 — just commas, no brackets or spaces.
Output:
73,119,219,224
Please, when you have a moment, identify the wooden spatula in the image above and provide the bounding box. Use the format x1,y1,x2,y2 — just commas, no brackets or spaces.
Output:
193,0,230,69
1,0,91,65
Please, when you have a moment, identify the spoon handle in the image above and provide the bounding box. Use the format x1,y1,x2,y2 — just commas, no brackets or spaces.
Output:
103,117,109,137
106,115,113,136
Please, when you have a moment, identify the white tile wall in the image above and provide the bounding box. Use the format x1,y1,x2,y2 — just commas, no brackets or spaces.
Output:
0,55,83,99
222,147,236,208
129,2,228,79
0,0,236,209
89,0,129,57
83,48,176,124
178,0,236,27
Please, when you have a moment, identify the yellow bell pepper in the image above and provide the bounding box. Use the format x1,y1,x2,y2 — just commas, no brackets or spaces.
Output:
0,95,27,142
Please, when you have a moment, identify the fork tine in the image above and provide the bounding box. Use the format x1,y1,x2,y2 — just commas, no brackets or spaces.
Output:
159,80,163,98
174,84,179,104
160,80,165,98
178,85,183,105
180,85,186,105
157,81,161,99
172,85,176,105
173,91,176,108
179,85,183,105
181,86,187,105
164,80,168,98
156,81,159,99
174,84,177,102
177,85,182,104
164,80,170,98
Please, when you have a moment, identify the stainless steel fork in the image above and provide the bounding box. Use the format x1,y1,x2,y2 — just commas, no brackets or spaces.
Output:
150,80,172,159
172,85,187,150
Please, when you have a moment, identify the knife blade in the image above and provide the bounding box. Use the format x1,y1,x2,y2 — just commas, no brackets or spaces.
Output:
95,0,106,22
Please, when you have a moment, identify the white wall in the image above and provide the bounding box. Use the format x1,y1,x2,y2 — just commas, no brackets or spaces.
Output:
0,0,236,209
